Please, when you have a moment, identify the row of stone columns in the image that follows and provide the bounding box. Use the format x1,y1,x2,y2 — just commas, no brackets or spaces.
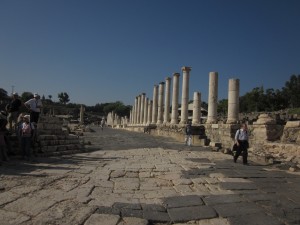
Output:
129,67,240,125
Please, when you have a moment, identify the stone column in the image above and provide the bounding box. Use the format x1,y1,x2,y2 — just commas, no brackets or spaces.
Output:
143,97,148,124
180,66,191,124
163,77,171,124
151,85,158,124
192,92,201,125
134,96,138,124
137,95,141,124
227,79,240,124
147,100,152,124
171,73,180,124
206,72,218,124
129,109,132,124
140,93,145,124
80,105,85,124
157,82,165,124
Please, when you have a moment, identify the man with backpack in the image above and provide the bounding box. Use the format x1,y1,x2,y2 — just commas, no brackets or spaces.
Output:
233,123,249,165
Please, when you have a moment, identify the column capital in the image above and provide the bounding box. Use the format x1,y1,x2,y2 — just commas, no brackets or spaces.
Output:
165,77,171,81
173,73,180,77
181,66,192,72
159,81,165,85
141,93,146,95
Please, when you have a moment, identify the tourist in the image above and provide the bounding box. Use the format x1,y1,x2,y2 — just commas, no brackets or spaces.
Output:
0,111,9,163
24,93,43,123
233,123,249,165
185,122,192,146
7,92,22,134
20,115,35,160
101,118,105,131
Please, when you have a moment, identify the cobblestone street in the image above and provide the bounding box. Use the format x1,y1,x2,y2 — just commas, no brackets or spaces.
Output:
1,127,300,225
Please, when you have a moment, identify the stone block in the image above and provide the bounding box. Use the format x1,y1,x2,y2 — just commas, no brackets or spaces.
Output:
167,205,217,222
163,195,204,208
84,214,120,225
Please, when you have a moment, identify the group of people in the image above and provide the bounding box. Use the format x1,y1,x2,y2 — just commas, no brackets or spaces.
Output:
185,122,249,165
0,92,43,164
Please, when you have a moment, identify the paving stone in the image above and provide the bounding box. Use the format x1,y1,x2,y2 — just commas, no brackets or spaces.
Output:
198,218,230,225
84,214,120,225
143,210,171,223
213,202,263,217
219,182,257,190
95,206,120,215
167,205,217,223
113,202,141,210
141,204,166,212
163,195,204,208
203,194,245,206
120,217,148,225
227,212,284,225
120,208,143,218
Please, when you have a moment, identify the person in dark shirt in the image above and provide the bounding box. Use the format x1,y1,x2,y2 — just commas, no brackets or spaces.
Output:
7,92,22,134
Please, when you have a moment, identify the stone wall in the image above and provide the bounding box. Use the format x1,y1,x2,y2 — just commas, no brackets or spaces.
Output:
37,116,84,156
125,113,300,165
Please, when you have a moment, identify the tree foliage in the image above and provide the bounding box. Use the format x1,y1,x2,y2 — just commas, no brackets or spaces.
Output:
58,92,70,104
282,74,300,108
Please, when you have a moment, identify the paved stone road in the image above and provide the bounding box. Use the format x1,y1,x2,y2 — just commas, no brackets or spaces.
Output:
0,126,300,225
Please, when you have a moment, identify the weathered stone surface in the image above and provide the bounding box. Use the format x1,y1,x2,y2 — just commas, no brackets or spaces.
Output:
227,212,284,225
120,217,149,225
163,195,204,208
84,214,120,225
143,210,171,223
203,194,245,206
168,205,217,222
213,202,263,217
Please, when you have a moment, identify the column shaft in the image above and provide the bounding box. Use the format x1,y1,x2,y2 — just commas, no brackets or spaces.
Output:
180,67,191,124
207,72,218,124
143,97,148,124
151,85,159,124
137,95,141,124
227,78,240,124
157,82,165,124
163,77,171,123
140,93,145,124
192,92,201,125
147,100,152,124
171,73,180,124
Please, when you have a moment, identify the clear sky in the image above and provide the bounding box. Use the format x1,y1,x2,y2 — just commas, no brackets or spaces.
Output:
1,0,300,106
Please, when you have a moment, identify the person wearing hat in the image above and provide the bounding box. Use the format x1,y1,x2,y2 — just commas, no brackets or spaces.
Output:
7,92,22,134
20,114,35,160
24,93,43,123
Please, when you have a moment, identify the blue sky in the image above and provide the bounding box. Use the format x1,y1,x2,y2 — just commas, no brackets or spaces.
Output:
1,0,299,106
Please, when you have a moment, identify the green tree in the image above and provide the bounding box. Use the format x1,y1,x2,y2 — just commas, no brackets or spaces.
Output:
21,92,33,102
282,74,300,108
217,99,228,115
58,92,70,104
0,88,8,100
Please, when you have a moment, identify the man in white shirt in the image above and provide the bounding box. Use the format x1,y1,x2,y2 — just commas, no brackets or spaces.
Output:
233,123,249,165
25,93,43,123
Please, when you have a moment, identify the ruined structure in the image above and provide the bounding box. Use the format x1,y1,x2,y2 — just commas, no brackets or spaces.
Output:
109,66,299,167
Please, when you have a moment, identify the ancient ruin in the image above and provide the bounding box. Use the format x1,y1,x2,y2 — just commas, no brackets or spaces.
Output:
106,66,300,168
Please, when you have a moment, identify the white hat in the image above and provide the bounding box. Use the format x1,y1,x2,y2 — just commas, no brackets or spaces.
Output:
13,92,18,96
24,115,30,120
34,93,38,97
